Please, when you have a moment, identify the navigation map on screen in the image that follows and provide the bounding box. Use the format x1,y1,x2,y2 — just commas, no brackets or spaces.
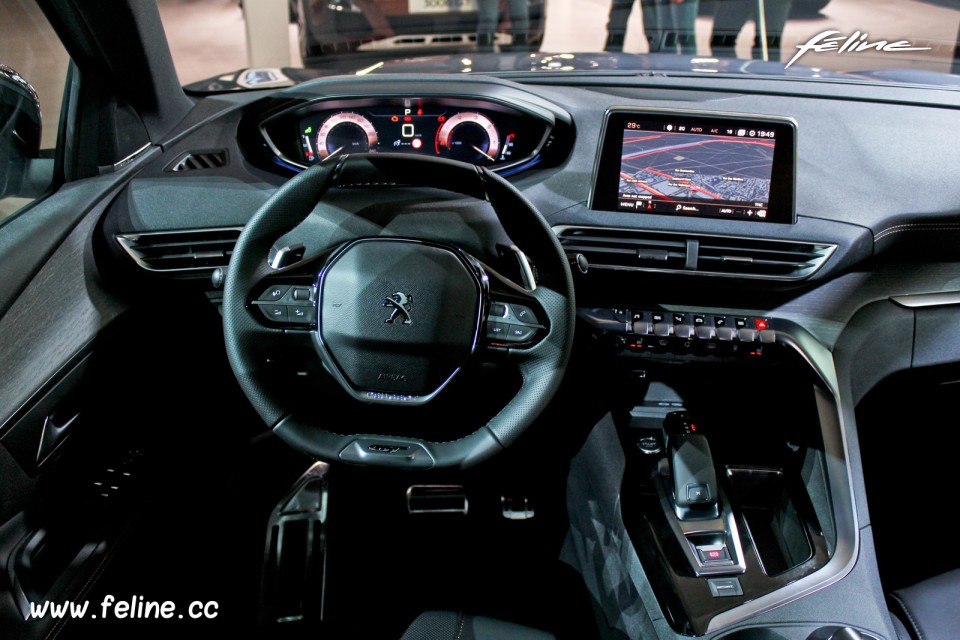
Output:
617,121,777,220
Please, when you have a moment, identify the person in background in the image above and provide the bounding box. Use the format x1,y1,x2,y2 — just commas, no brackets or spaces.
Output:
710,0,794,62
477,0,530,52
605,0,700,55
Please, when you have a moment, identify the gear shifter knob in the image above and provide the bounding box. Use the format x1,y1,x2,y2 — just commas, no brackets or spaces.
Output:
666,412,719,519
671,434,719,511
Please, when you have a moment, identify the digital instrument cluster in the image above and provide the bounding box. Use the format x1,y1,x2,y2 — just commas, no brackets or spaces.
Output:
292,98,546,168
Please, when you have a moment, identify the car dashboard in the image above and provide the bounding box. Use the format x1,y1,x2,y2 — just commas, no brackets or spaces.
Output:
32,69,960,639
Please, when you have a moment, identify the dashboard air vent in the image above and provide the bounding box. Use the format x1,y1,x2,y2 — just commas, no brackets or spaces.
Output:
556,226,836,281
557,227,688,271
165,149,228,172
116,227,242,274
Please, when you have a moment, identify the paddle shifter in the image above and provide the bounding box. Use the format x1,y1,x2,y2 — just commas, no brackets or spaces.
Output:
665,412,719,520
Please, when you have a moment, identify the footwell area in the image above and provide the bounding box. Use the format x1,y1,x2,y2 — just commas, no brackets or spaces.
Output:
857,364,960,593
39,303,603,640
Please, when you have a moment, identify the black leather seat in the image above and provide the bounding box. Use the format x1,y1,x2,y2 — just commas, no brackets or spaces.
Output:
401,611,555,640
888,569,960,640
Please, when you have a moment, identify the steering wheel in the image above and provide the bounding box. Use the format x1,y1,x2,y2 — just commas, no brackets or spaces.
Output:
222,154,574,469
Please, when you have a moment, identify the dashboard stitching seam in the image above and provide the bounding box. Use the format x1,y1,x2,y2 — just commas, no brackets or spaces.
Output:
339,182,400,188
454,612,465,640
889,593,924,640
874,223,960,241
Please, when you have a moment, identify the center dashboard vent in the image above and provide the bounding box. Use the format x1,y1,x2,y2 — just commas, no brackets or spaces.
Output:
556,226,836,281
116,227,242,274
164,149,229,172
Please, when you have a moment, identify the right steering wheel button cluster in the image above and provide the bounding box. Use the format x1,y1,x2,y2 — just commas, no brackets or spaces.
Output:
486,301,544,344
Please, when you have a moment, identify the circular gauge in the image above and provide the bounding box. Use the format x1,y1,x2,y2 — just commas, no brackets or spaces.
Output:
316,112,378,159
435,112,501,165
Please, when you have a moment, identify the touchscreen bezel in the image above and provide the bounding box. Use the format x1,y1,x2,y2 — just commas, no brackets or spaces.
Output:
590,108,797,224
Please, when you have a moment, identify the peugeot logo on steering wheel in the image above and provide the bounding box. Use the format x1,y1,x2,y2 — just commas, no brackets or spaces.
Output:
382,291,413,325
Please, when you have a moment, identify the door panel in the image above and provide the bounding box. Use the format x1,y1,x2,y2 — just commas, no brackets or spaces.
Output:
0,160,151,639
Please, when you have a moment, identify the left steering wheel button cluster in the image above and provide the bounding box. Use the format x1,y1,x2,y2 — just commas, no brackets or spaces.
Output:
254,285,316,325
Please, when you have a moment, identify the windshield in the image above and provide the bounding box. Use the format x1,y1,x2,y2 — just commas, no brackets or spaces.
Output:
161,0,960,86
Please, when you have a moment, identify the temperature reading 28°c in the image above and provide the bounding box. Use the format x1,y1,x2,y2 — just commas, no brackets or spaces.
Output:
436,112,501,164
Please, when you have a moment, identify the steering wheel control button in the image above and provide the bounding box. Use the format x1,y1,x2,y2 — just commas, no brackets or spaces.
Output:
261,305,288,321
506,325,537,342
292,287,312,301
487,322,507,338
489,303,508,318
509,304,539,325
319,239,481,398
290,306,315,324
259,285,290,302
707,577,743,598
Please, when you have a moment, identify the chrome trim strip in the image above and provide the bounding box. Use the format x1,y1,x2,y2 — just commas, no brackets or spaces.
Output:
405,485,469,515
705,322,860,632
115,226,244,273
112,142,152,170
890,291,960,308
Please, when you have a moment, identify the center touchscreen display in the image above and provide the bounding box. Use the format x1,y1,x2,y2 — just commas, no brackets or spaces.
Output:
591,111,796,224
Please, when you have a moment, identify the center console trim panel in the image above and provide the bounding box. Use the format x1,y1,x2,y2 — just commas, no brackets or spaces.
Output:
706,321,859,632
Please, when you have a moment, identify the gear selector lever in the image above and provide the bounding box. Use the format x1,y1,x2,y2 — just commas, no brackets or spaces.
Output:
657,412,745,576
665,412,719,520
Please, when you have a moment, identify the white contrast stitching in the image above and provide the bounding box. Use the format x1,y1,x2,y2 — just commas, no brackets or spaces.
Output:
874,223,960,242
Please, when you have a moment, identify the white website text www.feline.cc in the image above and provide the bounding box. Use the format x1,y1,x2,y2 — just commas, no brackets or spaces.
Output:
28,595,218,621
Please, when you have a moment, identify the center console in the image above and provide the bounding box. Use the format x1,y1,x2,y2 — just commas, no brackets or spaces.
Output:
565,310,868,639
